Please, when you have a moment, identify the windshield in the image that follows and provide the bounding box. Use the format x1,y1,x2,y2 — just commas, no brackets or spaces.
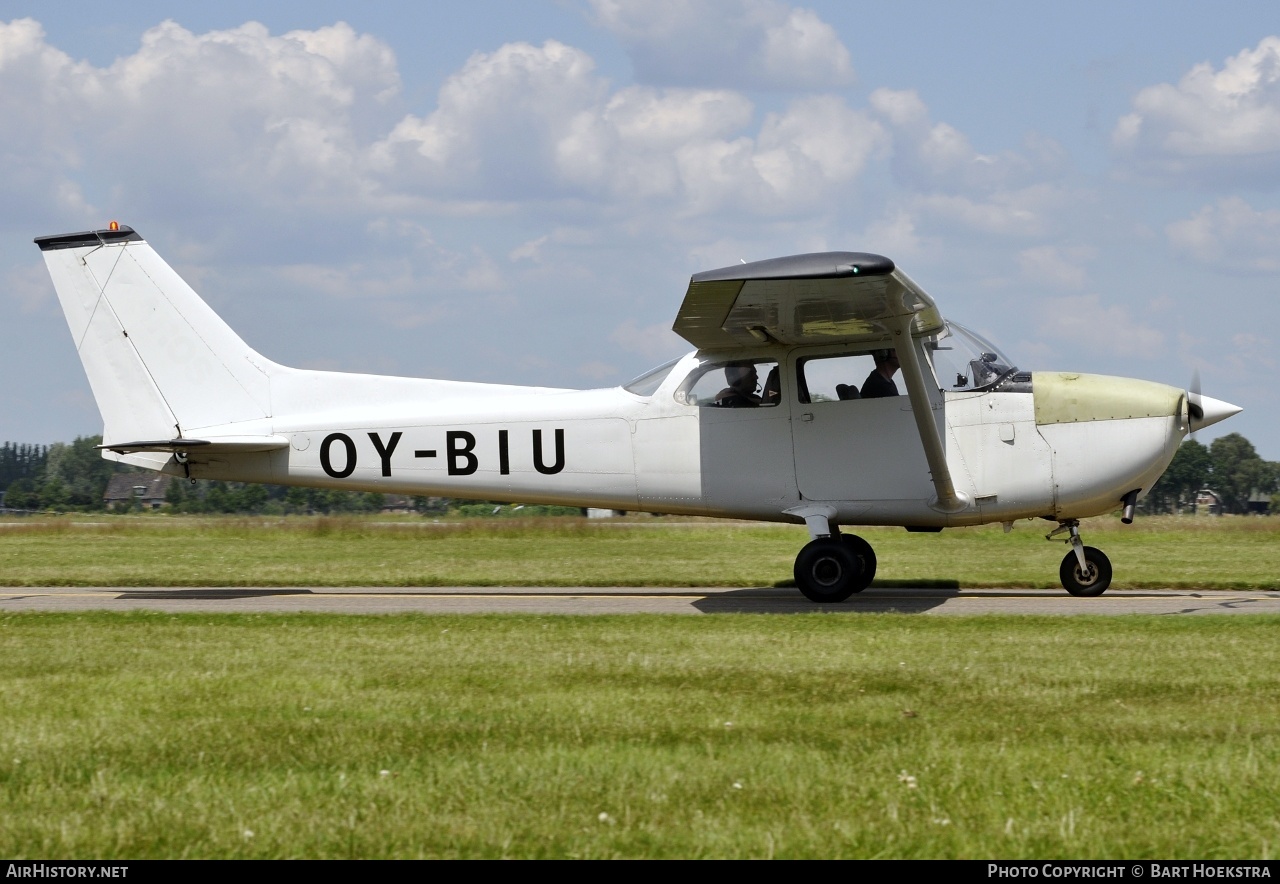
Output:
622,357,682,397
926,321,1018,391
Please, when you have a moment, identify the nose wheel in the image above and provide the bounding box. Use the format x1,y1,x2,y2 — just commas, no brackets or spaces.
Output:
1059,546,1112,596
793,533,877,603
1048,521,1113,596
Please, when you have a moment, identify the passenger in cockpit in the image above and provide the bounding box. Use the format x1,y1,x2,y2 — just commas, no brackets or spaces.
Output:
761,366,781,405
861,349,900,398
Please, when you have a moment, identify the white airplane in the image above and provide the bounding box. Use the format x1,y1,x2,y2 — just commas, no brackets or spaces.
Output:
36,223,1242,601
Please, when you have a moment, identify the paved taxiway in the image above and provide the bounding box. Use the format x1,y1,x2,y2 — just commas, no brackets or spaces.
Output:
2,586,1279,615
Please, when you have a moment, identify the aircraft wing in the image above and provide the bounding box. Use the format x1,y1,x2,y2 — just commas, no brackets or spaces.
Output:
673,252,943,349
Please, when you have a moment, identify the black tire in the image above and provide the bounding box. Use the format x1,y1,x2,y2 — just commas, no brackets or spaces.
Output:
1060,546,1112,597
839,533,877,592
794,538,862,603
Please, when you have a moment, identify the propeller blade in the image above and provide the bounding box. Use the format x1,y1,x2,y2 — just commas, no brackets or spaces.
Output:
1188,368,1201,439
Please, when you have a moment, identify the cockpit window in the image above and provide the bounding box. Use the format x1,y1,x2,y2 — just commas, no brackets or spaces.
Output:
623,357,682,397
675,359,780,408
927,321,1019,392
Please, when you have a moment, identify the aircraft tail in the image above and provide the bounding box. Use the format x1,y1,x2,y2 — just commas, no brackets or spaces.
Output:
36,225,275,446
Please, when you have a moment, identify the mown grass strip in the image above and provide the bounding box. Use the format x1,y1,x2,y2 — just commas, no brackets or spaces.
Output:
1,612,1278,858
1,515,1277,589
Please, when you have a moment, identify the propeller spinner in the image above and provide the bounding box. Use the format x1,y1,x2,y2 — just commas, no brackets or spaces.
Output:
1187,369,1242,434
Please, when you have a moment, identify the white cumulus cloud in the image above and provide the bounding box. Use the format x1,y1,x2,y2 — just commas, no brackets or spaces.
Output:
910,185,1070,238
1,16,886,235
1036,294,1165,360
373,38,883,215
1113,36,1280,185
0,17,403,223
674,95,886,215
865,88,1073,241
1018,245,1095,290
586,0,854,90
870,87,1066,192
372,40,605,198
1166,196,1280,272
609,318,688,361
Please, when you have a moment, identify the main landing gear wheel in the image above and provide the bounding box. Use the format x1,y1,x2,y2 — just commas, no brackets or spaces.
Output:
839,533,877,592
794,538,863,603
1060,546,1112,597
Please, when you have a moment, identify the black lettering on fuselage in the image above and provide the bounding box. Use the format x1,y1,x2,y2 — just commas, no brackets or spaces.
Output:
368,431,402,477
317,428,566,480
447,430,478,476
320,433,357,478
532,428,565,475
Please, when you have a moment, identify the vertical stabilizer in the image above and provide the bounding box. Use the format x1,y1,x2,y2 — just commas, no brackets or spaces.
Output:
36,226,275,444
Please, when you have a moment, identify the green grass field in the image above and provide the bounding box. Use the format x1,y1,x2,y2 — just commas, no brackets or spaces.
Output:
1,613,1279,859
2,516,1278,858
1,513,1278,589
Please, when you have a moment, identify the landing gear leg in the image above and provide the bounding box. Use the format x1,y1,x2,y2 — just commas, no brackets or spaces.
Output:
1047,520,1112,597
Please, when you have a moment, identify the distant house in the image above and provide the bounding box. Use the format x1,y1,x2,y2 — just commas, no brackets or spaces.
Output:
1193,488,1224,516
1247,490,1272,515
381,494,416,514
104,474,172,510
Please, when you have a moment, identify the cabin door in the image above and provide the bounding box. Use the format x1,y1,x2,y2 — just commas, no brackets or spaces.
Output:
669,357,797,511
788,350,934,502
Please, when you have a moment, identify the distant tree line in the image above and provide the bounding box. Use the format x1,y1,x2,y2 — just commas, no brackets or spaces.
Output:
0,443,49,493
161,481,409,516
0,436,415,514
1140,434,1277,515
0,435,581,516
2,437,116,510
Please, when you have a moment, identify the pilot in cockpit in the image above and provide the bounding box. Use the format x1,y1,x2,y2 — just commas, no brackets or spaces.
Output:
715,364,762,407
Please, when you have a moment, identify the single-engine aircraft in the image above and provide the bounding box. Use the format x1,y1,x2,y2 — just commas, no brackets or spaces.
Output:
36,224,1242,601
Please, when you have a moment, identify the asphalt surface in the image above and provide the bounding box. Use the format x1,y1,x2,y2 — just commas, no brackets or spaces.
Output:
2,586,1279,615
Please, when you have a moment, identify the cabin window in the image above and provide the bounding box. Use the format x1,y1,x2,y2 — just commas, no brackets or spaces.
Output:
795,353,880,404
675,360,780,408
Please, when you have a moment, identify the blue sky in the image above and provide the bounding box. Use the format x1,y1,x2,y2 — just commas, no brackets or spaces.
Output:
3,1,1279,458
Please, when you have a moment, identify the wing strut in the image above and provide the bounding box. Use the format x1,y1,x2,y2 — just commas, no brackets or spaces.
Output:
888,313,968,513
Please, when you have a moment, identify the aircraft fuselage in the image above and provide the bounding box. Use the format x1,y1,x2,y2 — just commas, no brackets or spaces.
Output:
159,351,1187,529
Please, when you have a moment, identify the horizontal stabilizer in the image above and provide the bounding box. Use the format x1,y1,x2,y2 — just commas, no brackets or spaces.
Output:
97,436,289,455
